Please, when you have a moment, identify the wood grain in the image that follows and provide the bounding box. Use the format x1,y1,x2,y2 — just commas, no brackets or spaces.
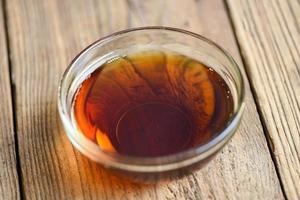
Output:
0,0,20,199
227,0,300,199
5,0,283,199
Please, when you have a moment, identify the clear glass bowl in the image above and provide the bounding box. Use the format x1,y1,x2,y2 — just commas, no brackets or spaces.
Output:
58,27,245,177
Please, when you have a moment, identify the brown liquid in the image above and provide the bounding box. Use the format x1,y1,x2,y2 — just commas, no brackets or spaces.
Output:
74,51,233,157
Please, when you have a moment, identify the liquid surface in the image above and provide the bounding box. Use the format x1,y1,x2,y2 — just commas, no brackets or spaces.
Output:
74,51,233,157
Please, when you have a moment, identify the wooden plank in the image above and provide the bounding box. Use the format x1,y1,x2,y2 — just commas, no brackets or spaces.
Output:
0,0,21,199
5,0,283,199
226,0,300,199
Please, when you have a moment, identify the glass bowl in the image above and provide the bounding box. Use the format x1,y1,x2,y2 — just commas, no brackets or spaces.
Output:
58,26,245,178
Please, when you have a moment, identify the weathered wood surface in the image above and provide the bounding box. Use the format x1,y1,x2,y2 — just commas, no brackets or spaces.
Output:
227,0,300,199
3,0,285,199
0,0,20,199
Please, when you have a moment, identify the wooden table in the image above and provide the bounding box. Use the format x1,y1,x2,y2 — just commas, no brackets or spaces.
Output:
0,0,299,199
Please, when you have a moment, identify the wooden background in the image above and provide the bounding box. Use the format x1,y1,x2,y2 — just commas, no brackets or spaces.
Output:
0,0,299,199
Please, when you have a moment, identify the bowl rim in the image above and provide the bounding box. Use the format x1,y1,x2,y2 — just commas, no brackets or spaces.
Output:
58,26,245,173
